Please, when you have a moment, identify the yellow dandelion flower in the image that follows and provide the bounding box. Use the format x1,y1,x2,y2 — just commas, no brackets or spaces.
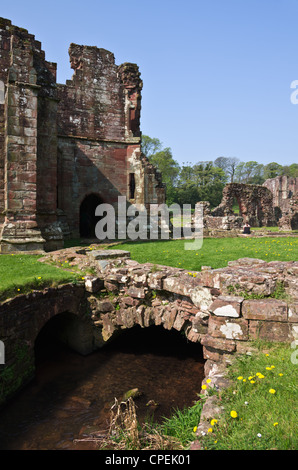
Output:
269,389,276,394
201,384,207,390
207,428,213,433
230,410,238,418
193,426,197,432
273,422,278,427
279,373,283,377
206,379,211,383
237,376,243,380
211,419,218,426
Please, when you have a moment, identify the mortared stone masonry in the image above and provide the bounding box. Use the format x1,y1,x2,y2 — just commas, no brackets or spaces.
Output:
0,18,165,252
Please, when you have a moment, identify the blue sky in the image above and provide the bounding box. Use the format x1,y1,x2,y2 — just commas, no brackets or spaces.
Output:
2,0,298,167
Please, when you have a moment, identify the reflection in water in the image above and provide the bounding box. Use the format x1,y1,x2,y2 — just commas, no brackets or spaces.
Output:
0,326,205,450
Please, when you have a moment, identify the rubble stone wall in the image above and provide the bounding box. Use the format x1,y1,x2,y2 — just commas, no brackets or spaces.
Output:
263,176,298,212
0,18,165,251
211,183,276,227
1,250,297,406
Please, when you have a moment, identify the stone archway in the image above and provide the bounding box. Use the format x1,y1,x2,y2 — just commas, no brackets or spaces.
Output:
79,193,103,238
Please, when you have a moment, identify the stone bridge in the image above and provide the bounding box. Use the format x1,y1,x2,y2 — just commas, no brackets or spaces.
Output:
0,248,297,408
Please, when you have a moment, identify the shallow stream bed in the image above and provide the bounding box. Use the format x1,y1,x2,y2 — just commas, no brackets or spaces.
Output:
0,325,205,450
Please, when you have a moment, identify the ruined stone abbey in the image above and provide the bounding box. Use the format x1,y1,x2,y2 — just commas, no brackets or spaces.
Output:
0,17,297,253
0,17,165,253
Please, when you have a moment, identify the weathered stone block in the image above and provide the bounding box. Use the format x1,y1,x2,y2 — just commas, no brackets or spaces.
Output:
208,315,249,340
209,295,244,317
162,307,178,330
249,320,295,342
201,334,236,352
242,299,288,322
96,300,114,313
84,276,104,293
190,286,213,311
172,313,186,331
102,313,117,341
125,286,146,299
288,302,298,323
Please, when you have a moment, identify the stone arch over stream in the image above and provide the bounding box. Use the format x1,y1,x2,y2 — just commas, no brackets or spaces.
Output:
0,249,297,411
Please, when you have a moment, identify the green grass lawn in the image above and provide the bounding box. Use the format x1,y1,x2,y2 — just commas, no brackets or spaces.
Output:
200,342,298,450
0,254,82,301
111,237,298,271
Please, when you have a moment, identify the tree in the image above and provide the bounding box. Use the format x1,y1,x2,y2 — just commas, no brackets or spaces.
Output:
149,148,180,189
234,161,264,184
283,163,298,177
141,135,180,204
214,156,240,183
141,135,162,159
177,161,227,207
263,162,283,180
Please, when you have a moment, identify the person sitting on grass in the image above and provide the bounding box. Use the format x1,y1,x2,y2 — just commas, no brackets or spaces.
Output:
243,222,251,234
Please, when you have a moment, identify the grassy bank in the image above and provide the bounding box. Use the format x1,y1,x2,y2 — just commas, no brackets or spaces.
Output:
102,342,297,450
199,342,298,450
0,254,82,301
110,237,298,271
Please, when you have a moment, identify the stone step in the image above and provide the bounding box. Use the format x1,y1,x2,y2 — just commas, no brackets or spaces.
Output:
87,249,131,260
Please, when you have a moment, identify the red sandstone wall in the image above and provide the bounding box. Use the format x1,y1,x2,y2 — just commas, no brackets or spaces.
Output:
0,17,166,247
263,176,298,210
57,44,127,142
0,18,59,248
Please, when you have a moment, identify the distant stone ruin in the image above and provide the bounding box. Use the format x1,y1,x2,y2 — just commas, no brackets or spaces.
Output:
194,183,276,236
212,183,276,226
193,178,298,235
263,176,298,231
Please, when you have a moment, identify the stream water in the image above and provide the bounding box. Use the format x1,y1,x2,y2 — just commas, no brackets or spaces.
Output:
0,325,205,450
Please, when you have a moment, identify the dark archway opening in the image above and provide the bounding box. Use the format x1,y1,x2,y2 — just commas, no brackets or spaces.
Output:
35,312,95,365
79,193,103,238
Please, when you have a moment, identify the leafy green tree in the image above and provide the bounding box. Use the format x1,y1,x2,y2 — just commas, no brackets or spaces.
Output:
141,135,162,158
177,161,227,207
149,148,180,188
283,163,298,177
141,135,180,204
263,162,283,180
234,161,264,184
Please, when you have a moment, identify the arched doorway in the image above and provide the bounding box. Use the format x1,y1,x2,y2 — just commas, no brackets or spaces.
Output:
79,193,103,238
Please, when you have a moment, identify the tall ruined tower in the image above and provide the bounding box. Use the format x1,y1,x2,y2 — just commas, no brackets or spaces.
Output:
0,18,165,252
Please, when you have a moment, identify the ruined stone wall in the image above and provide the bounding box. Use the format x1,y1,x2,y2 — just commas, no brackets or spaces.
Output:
0,18,166,249
263,176,298,231
56,44,165,236
0,18,61,252
263,175,298,212
211,183,276,227
0,250,297,407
